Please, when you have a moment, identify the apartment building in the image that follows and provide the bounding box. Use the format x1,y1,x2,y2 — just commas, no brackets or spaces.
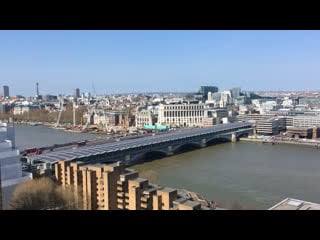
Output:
55,161,203,210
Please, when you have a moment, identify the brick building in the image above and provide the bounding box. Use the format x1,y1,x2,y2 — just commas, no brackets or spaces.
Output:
55,161,203,210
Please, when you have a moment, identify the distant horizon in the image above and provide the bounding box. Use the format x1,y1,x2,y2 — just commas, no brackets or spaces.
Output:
2,88,320,99
1,30,320,96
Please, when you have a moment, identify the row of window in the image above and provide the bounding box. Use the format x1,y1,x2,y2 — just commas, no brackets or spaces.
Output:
136,118,152,122
163,105,204,110
163,111,204,117
163,118,203,122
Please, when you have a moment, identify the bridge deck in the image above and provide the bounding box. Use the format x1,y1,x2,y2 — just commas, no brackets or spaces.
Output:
27,122,252,164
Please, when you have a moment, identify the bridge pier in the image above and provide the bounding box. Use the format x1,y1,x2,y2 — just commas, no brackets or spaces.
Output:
124,154,130,162
253,127,257,137
168,146,174,155
201,138,207,148
231,132,237,143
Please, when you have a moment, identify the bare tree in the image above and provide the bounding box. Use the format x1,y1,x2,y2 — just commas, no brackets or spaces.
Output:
9,177,79,210
0,103,88,125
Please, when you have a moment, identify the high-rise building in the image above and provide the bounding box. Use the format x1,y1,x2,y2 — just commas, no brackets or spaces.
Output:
74,88,80,98
199,86,218,100
2,86,9,98
36,82,39,97
231,88,241,100
0,121,32,209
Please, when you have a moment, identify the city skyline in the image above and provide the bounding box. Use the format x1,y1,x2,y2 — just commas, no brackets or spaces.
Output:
1,30,320,96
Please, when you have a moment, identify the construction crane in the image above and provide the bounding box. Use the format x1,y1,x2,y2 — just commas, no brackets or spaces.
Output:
55,97,64,128
83,105,95,130
103,109,108,131
72,99,76,127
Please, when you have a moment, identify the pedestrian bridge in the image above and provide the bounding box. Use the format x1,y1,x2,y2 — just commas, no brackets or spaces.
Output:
27,122,253,167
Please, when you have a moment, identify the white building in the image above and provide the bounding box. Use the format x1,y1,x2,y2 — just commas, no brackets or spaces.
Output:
293,116,320,127
0,122,32,209
219,91,232,108
13,102,39,115
282,98,293,108
239,105,249,115
257,101,277,114
158,103,206,127
135,107,153,128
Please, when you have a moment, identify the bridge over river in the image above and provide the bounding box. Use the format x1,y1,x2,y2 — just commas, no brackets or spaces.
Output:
26,122,253,169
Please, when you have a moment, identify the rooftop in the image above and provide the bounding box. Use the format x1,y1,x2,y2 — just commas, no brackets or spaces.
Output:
269,198,320,210
106,162,122,168
131,177,147,183
91,163,106,168
180,200,201,208
159,187,176,193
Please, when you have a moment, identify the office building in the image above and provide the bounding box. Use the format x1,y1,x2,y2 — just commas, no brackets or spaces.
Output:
74,88,80,99
55,161,203,210
199,86,218,100
157,103,206,127
299,97,320,108
256,117,286,135
292,116,320,128
205,108,229,125
2,86,9,98
285,126,319,139
90,110,132,128
231,88,241,100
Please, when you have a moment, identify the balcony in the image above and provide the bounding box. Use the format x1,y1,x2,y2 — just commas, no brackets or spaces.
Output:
117,192,124,197
117,180,122,185
141,196,149,203
141,203,148,209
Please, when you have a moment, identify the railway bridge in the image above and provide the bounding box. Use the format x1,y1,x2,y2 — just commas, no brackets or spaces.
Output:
26,122,253,168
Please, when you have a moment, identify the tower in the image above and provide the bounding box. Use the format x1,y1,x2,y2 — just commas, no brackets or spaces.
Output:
2,86,9,98
74,88,80,98
36,82,39,97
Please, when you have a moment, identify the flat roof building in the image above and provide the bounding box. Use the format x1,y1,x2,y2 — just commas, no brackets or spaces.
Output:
256,117,286,135
269,198,320,210
157,103,206,127
55,160,207,210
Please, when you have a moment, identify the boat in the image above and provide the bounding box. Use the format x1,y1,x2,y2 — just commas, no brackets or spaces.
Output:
29,122,43,126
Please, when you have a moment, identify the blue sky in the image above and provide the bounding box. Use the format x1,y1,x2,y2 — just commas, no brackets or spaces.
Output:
1,30,320,96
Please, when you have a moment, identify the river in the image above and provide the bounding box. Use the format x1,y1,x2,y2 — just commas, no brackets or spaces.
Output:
14,124,99,150
14,124,320,209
